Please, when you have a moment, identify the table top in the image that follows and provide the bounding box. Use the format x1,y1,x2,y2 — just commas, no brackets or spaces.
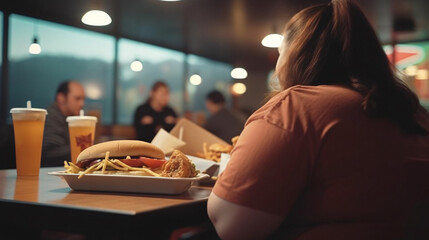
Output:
0,167,213,238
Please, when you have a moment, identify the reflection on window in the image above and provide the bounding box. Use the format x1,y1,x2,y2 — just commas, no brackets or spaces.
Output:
8,14,115,124
385,42,429,110
186,54,233,115
117,38,185,125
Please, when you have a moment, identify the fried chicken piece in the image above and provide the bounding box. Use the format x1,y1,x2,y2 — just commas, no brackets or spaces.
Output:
160,150,198,178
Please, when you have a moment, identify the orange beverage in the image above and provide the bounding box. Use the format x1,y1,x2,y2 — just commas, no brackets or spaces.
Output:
68,126,95,164
66,115,97,163
10,104,47,176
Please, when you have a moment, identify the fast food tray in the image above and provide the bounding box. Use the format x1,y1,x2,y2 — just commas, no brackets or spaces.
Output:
49,171,209,195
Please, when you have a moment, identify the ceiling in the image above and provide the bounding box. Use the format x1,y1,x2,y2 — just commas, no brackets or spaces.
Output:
0,0,428,73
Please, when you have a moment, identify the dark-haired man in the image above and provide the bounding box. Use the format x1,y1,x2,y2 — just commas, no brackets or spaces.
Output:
42,81,85,167
204,90,245,142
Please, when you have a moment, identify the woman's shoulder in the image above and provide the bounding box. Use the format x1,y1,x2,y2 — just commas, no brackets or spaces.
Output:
246,85,362,129
263,84,358,102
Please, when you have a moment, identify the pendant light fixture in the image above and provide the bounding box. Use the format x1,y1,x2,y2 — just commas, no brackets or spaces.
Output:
261,33,283,48
82,0,112,26
130,59,143,72
189,74,202,86
29,21,41,54
82,10,112,26
231,67,248,79
231,82,247,95
261,24,284,48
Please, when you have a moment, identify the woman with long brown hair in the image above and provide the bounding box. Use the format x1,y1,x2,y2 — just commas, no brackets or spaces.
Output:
208,0,429,239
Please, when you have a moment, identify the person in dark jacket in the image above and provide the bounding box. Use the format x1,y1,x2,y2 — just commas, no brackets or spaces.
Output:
133,81,177,142
204,90,245,142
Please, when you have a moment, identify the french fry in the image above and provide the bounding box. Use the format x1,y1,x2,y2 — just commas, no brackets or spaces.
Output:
64,161,83,173
101,160,107,174
113,160,160,176
94,161,104,171
199,140,236,162
69,162,83,172
203,142,208,157
79,162,101,179
70,150,167,178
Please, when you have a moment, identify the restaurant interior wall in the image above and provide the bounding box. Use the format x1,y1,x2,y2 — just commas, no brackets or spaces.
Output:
5,14,234,127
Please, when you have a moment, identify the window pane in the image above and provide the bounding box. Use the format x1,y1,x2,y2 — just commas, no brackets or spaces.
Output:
186,54,233,114
117,38,185,125
385,42,429,110
8,14,115,124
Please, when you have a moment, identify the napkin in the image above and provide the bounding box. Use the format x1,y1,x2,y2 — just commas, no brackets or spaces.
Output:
151,128,186,155
219,153,231,175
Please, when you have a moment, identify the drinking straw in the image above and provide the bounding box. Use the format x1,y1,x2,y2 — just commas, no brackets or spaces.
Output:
179,126,183,141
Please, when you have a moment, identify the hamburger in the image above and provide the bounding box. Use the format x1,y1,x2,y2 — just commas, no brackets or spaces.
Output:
64,140,198,178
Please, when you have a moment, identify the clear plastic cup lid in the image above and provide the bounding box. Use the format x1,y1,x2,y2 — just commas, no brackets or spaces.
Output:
10,107,47,114
66,116,98,122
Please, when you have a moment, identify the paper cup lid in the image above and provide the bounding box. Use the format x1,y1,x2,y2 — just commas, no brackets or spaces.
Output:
10,108,47,114
66,116,98,122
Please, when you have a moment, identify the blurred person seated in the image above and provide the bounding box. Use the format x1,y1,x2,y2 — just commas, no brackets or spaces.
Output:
41,80,85,167
133,81,177,142
0,120,15,169
207,0,429,239
204,90,245,142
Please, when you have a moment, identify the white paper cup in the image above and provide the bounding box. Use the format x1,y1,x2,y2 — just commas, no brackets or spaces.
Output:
66,115,97,163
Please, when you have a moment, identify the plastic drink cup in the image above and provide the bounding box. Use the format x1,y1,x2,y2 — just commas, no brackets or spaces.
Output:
66,110,97,164
10,101,47,176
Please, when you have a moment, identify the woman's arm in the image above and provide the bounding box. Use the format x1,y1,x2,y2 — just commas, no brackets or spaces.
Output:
208,192,283,240
207,116,311,239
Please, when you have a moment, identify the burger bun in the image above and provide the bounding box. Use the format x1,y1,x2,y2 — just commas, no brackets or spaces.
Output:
77,140,165,163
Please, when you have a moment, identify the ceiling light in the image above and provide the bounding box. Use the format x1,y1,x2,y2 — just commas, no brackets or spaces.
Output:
29,37,41,55
232,82,247,95
159,0,182,1
130,59,143,72
404,65,418,76
82,10,112,26
231,67,248,79
189,74,202,85
416,69,428,80
261,34,284,48
84,82,103,100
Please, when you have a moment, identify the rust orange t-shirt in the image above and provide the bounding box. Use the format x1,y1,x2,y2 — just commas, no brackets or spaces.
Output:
213,85,429,239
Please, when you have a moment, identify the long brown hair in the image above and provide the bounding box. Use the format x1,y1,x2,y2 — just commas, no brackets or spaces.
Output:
276,0,428,135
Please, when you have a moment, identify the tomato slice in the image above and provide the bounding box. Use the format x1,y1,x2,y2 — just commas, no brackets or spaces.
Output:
139,157,166,169
118,158,145,168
